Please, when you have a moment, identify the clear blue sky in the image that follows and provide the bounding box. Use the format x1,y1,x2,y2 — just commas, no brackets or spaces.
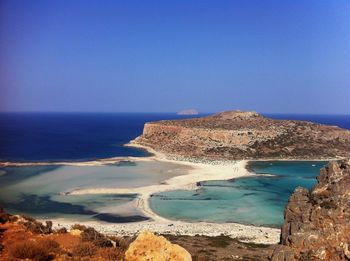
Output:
1,0,349,114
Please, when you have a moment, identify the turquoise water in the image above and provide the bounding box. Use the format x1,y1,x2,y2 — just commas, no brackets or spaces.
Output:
0,161,188,222
0,113,347,225
150,161,327,227
0,159,329,226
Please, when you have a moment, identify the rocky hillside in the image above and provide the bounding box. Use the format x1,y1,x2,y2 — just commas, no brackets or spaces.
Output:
271,160,350,260
132,110,350,160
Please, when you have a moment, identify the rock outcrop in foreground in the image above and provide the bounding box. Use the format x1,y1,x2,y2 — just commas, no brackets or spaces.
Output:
272,160,350,261
125,231,192,261
132,110,350,160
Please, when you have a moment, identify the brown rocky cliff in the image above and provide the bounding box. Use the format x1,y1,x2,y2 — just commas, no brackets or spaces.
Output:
271,160,350,261
132,110,350,160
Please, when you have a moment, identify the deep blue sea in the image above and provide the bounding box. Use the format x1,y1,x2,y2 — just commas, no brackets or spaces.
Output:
0,113,205,162
0,113,349,162
0,113,349,225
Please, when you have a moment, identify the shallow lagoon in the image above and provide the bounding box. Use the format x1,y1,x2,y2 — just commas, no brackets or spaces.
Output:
0,160,328,226
150,161,327,227
0,160,189,222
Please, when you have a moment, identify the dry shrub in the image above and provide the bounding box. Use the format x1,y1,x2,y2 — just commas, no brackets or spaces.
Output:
21,214,36,222
0,212,10,224
72,242,97,257
9,238,61,260
99,247,124,261
71,223,87,231
9,240,51,261
70,224,113,247
37,238,60,252
79,227,113,248
118,236,134,250
55,227,67,234
0,207,11,224
23,219,53,234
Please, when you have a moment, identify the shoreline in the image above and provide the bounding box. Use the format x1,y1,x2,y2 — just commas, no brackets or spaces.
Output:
0,143,339,168
48,217,280,244
0,156,152,167
3,144,338,244
66,145,255,220
55,143,281,244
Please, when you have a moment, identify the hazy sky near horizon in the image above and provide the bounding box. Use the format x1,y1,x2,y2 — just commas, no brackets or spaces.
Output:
1,0,349,114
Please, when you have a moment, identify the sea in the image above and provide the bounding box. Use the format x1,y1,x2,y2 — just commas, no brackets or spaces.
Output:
0,113,349,226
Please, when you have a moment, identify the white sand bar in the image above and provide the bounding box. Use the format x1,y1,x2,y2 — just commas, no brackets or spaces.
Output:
44,144,279,244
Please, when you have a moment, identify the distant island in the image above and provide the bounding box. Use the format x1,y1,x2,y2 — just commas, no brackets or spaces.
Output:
132,110,350,160
176,109,198,115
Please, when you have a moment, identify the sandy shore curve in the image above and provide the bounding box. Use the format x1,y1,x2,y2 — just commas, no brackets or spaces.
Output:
50,144,280,244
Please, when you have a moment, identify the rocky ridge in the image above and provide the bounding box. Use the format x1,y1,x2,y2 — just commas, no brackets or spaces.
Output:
132,110,350,160
271,160,350,261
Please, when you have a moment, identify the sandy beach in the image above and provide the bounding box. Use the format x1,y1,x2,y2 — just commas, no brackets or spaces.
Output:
0,143,284,244
32,143,280,244
67,143,255,223
3,144,338,244
4,143,335,244
50,218,280,244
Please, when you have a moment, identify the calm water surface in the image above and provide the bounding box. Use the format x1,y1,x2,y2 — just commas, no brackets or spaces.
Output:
0,113,347,225
0,161,189,222
0,113,205,162
150,161,327,227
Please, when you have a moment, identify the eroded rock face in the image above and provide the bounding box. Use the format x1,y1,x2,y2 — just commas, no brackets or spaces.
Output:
125,231,192,261
271,160,350,261
132,110,350,160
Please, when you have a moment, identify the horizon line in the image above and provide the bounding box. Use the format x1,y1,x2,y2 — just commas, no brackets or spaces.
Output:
0,111,349,116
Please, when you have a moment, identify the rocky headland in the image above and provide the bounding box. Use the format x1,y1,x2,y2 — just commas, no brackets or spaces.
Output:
271,160,350,261
131,110,350,160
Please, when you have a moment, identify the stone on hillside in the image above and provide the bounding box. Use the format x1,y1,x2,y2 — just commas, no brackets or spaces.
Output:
125,231,192,261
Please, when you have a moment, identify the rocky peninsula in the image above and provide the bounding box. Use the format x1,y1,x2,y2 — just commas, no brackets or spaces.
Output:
131,110,350,160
